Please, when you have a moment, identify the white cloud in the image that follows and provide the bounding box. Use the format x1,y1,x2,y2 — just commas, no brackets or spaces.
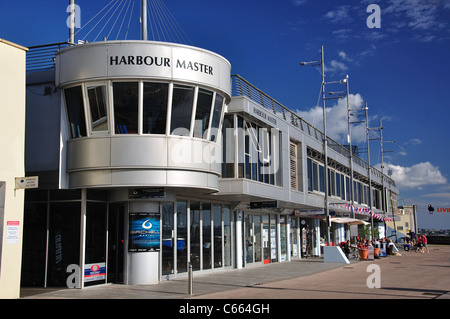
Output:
323,6,351,23
405,138,422,145
384,0,445,31
383,162,447,189
291,0,307,6
295,93,367,144
325,60,348,74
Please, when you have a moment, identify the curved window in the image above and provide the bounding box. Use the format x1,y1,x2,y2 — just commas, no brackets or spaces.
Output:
193,89,213,139
87,85,108,133
143,82,169,134
113,82,138,134
210,94,224,142
64,85,87,138
64,81,227,140
170,85,194,136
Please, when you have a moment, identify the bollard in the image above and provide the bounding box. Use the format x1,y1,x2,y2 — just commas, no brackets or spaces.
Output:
188,262,193,295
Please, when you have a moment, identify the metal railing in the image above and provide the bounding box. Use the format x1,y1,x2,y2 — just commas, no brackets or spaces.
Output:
26,42,70,73
231,74,395,187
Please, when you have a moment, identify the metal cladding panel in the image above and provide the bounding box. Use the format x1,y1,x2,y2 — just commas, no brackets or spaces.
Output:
110,136,168,167
167,138,218,172
68,168,218,191
67,138,111,170
166,170,218,190
111,169,167,186
56,41,231,98
69,169,112,188
56,44,108,86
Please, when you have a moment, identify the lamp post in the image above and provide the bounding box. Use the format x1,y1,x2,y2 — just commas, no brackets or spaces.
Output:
300,46,347,245
363,103,377,239
370,119,396,240
300,45,331,245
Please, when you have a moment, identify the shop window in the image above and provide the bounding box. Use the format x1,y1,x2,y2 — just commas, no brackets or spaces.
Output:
269,214,278,263
21,202,47,287
193,89,213,139
209,94,224,142
223,205,232,267
143,82,169,134
171,85,194,136
113,82,138,134
87,85,108,133
64,85,87,138
190,201,201,270
213,204,222,268
47,202,81,287
262,214,270,263
202,203,212,270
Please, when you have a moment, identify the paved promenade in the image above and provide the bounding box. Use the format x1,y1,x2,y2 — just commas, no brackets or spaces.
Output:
21,245,450,300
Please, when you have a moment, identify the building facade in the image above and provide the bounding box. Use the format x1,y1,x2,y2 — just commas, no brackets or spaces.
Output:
0,39,28,298
22,40,398,289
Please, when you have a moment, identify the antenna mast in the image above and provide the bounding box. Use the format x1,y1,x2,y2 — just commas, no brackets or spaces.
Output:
141,0,148,40
69,0,76,44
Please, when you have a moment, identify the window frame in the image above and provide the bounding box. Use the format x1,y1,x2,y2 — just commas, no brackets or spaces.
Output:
85,82,110,136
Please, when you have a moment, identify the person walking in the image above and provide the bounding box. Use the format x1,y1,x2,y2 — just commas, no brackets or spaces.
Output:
416,234,422,253
422,234,429,253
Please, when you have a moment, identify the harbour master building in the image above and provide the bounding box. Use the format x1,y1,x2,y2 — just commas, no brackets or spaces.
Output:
1,7,398,294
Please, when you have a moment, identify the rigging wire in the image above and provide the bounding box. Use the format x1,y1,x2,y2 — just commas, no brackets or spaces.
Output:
71,0,191,45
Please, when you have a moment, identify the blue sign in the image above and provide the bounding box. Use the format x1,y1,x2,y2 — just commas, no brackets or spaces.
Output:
129,213,160,252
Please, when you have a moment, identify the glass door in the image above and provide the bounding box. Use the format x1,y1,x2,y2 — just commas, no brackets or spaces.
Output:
161,203,174,276
244,214,254,264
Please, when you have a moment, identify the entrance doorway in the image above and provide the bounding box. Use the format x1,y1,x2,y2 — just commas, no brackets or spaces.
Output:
107,203,125,284
243,213,263,266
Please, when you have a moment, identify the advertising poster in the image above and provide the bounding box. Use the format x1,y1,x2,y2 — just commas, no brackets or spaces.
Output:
129,212,160,252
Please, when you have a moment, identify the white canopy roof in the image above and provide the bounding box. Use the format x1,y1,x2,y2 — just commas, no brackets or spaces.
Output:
330,217,369,226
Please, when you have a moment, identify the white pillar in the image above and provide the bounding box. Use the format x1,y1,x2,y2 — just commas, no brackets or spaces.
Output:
235,211,243,269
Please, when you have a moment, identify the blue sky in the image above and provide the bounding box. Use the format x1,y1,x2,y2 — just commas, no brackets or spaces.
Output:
1,0,450,229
